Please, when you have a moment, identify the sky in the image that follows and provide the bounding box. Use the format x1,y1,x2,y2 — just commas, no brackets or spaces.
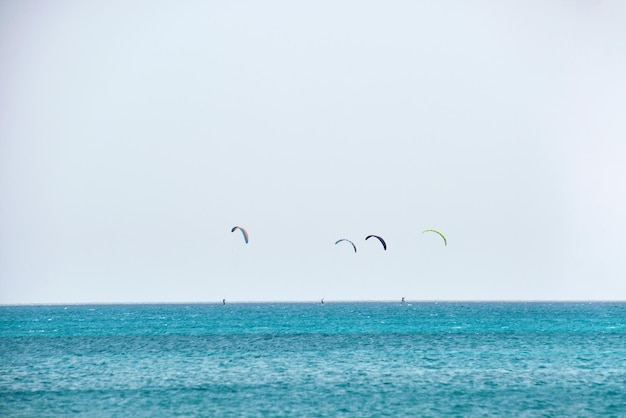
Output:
1,0,625,304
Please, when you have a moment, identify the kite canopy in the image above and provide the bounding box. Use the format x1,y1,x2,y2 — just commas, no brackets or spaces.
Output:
365,235,387,250
335,239,357,253
422,228,447,246
231,226,249,244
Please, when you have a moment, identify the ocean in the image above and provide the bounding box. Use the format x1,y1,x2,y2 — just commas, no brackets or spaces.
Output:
1,302,625,416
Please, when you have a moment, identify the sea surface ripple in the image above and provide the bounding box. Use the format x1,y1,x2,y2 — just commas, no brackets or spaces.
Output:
1,302,625,416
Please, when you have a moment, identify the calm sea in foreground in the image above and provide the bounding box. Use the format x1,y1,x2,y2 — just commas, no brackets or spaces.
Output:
1,302,625,416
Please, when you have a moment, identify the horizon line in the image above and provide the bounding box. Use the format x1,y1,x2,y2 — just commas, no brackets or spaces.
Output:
2,299,626,307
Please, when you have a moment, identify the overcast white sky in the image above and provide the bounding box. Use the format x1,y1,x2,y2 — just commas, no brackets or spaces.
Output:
1,0,625,304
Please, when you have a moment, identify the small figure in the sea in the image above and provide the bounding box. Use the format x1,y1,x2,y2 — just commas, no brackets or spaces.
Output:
222,299,226,305
321,298,324,304
401,297,405,304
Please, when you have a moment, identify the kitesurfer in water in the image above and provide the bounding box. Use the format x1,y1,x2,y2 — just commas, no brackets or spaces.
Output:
401,297,405,304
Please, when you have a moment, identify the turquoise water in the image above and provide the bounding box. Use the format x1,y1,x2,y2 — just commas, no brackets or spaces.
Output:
1,302,625,416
